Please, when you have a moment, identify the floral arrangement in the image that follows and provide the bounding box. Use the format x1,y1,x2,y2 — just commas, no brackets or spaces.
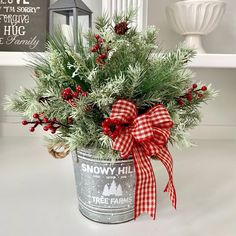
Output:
5,12,216,219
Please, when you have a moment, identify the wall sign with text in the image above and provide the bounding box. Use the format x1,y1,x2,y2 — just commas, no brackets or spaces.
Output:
0,0,49,52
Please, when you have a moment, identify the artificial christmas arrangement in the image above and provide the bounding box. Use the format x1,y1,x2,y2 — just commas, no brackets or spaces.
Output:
5,12,216,223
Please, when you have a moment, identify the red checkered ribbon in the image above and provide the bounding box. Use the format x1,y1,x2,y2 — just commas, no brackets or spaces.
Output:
108,100,177,219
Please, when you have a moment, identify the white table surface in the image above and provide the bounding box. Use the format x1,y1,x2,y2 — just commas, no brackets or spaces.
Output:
0,137,235,236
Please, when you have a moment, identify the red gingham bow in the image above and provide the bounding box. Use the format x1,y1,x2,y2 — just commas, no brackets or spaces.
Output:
108,100,177,219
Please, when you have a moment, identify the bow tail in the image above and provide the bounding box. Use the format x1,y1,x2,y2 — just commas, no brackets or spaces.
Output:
158,147,177,209
132,145,156,220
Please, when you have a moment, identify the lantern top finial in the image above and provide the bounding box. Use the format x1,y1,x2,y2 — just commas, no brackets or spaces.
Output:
49,0,92,14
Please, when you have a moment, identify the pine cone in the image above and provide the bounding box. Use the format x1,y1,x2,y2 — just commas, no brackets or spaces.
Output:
114,22,129,35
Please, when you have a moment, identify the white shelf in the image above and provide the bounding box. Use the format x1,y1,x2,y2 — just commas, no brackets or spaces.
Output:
1,52,236,68
0,52,43,67
188,53,236,68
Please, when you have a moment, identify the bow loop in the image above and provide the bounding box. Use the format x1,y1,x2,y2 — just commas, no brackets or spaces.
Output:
110,100,137,124
112,128,134,159
148,105,173,129
153,128,171,146
132,114,154,142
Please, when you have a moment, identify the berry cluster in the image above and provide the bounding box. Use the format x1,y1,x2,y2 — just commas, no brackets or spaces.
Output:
90,34,110,65
21,113,65,134
62,86,87,107
102,118,122,140
177,84,208,107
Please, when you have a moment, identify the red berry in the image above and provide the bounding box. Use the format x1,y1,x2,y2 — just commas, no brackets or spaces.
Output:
103,126,110,132
96,57,105,65
201,86,207,91
198,93,204,98
186,93,193,102
112,118,119,124
46,124,52,129
98,38,104,44
192,84,198,89
104,118,111,125
110,133,116,140
103,127,110,135
95,44,100,49
100,53,107,59
43,126,49,131
177,98,184,107
33,113,39,119
95,34,100,40
63,88,72,95
103,131,108,135
96,57,101,64
76,85,82,92
51,128,56,134
29,127,35,132
98,54,103,60
43,117,49,123
64,88,72,94
49,126,55,131
101,121,107,128
62,88,73,100
81,92,87,97
52,117,57,122
72,92,79,98
22,120,28,125
90,47,96,52
91,44,99,52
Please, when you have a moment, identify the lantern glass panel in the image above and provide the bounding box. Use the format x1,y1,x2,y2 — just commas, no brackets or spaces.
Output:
51,11,73,31
78,15,89,31
49,0,92,50
50,11,90,33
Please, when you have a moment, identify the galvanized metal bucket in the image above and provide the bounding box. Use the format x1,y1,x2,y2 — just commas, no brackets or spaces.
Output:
72,149,135,224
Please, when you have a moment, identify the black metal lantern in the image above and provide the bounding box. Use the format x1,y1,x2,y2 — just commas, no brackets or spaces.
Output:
49,0,92,50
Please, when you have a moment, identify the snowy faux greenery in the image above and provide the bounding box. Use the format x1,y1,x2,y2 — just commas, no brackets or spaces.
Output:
5,12,216,154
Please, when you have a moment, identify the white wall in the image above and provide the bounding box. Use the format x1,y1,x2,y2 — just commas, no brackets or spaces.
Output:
102,0,148,31
83,0,103,24
190,68,236,140
0,67,36,136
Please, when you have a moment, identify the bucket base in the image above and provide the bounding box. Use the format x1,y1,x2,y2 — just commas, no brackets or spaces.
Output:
78,203,134,224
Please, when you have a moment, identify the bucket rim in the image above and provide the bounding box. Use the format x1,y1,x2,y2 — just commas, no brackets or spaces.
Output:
75,149,133,164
